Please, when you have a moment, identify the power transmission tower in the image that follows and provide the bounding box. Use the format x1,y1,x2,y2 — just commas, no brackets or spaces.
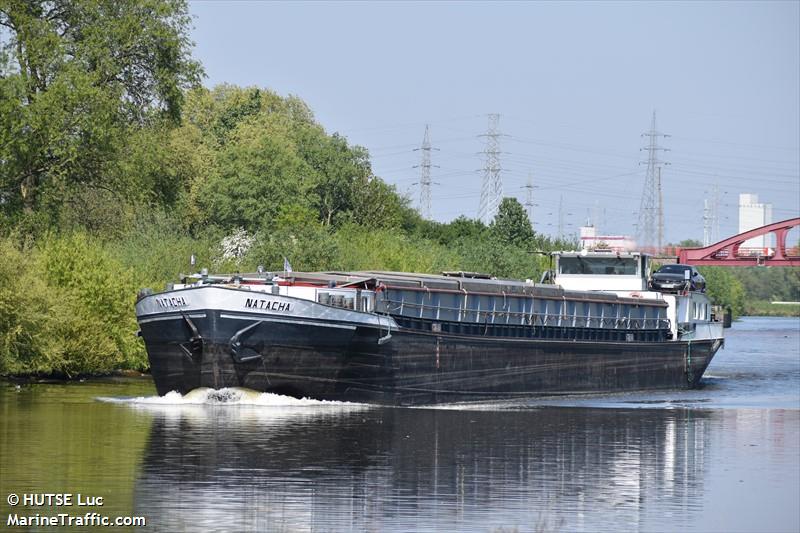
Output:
524,171,536,231
558,195,565,241
657,166,664,251
711,180,720,243
703,198,712,246
703,180,721,246
478,114,503,224
637,111,670,253
413,124,438,219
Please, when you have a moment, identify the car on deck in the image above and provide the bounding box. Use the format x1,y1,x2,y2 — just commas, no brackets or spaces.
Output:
649,264,706,292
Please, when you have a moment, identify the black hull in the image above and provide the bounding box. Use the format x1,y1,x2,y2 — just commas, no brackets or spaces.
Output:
139,309,721,405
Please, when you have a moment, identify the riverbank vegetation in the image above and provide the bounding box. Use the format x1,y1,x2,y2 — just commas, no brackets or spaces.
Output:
0,1,564,377
742,301,800,317
1,2,796,377
696,266,800,318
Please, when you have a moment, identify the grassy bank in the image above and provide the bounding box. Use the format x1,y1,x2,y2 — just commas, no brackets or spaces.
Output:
742,301,800,317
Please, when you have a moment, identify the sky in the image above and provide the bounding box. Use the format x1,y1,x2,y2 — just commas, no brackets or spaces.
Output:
189,1,800,246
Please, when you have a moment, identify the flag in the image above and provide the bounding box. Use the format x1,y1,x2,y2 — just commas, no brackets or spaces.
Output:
283,257,293,274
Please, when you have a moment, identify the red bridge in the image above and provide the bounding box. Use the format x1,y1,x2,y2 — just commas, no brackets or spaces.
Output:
677,217,800,267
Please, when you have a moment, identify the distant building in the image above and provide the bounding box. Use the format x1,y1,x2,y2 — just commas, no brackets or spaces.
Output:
579,225,636,252
738,193,773,249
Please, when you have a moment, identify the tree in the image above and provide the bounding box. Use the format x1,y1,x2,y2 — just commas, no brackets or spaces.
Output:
297,130,373,226
727,266,800,303
699,267,746,317
191,117,312,230
346,177,410,229
491,197,535,248
439,216,487,243
0,0,202,212
178,85,413,232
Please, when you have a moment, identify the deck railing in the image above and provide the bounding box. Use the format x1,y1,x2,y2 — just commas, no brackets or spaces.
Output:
380,297,670,331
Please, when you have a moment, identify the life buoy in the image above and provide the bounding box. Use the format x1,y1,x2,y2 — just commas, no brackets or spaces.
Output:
630,292,643,298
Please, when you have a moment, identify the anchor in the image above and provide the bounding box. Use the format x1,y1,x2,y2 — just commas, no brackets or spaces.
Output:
230,320,264,363
179,313,204,364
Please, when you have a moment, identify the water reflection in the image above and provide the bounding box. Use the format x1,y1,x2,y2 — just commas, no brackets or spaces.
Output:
4,317,797,532
134,405,715,532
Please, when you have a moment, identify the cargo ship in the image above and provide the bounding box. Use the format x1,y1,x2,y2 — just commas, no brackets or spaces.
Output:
135,252,724,405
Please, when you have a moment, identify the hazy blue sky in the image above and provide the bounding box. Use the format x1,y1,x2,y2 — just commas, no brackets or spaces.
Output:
190,1,799,245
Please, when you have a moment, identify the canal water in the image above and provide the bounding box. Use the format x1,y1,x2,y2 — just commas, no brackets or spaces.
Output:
1,316,798,532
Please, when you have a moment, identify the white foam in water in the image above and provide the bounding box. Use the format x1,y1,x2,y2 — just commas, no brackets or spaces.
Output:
97,388,373,426
97,387,367,408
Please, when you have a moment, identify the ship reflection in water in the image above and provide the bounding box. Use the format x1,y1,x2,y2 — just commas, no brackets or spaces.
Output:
129,398,799,532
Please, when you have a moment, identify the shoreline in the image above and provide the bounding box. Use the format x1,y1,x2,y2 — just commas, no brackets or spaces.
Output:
743,302,800,317
1,370,152,385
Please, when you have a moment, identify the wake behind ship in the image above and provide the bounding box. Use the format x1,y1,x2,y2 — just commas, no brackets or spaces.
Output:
135,252,724,405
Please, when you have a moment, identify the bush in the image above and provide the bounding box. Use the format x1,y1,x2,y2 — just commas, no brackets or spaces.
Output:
247,224,340,273
0,239,52,374
0,233,147,377
104,210,220,287
698,267,746,317
333,224,460,274
455,236,547,281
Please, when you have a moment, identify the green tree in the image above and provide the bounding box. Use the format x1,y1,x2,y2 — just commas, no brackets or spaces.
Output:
0,0,202,213
699,267,746,317
345,177,410,229
178,85,413,232
727,267,800,303
426,216,488,245
491,197,535,248
297,130,370,226
191,117,312,230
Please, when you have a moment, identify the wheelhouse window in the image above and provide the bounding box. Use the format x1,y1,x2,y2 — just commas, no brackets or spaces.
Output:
558,256,639,275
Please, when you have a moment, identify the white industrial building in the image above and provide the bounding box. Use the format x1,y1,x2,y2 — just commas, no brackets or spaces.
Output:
579,225,636,253
738,193,773,249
